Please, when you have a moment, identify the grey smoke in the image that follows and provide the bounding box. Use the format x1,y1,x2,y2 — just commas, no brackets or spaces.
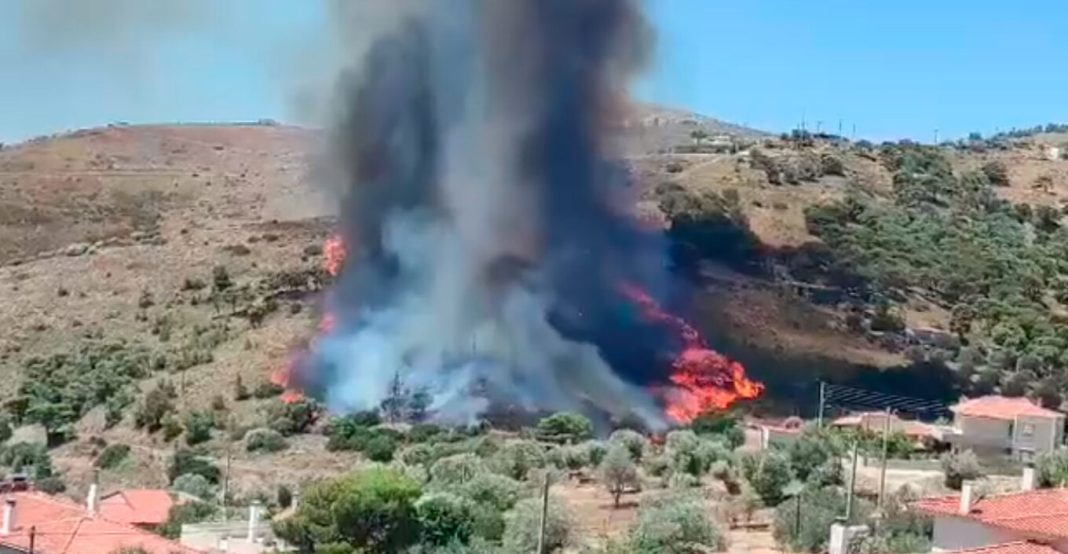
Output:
302,0,674,429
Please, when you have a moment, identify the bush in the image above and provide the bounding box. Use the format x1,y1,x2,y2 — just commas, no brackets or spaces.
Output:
266,398,321,436
982,161,1010,187
820,154,846,177
416,493,475,547
252,380,284,399
246,428,288,453
273,468,422,553
1036,447,1068,487
133,381,177,433
159,501,216,539
1,442,54,479
233,375,250,401
183,411,215,446
161,413,183,442
535,412,593,443
430,454,487,488
741,450,794,505
608,429,648,462
600,445,639,508
399,443,434,467
501,496,572,554
491,440,547,480
409,423,445,444
786,429,844,485
628,493,727,553
94,444,131,469
168,448,220,484
172,473,214,500
690,412,744,449
459,473,522,512
365,434,399,462
0,414,12,444
773,486,872,553
941,450,982,490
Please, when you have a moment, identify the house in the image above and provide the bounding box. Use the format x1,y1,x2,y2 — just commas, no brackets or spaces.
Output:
943,396,1065,460
755,416,804,449
913,469,1068,552
0,491,203,554
98,489,177,530
832,411,944,448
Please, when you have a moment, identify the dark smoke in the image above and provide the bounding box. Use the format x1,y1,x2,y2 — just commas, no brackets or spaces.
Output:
303,0,682,428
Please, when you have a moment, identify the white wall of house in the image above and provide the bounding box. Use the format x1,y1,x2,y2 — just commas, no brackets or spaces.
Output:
930,516,1020,552
956,416,1012,449
1011,415,1063,455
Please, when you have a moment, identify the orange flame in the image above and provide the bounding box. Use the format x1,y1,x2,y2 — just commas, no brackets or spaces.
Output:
619,283,763,423
272,233,349,404
324,234,347,277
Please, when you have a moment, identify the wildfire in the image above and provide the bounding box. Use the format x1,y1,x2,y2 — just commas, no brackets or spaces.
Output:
272,233,349,404
620,283,764,423
323,234,347,277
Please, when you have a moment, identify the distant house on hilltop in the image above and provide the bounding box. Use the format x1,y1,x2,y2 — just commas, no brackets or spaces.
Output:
943,396,1065,461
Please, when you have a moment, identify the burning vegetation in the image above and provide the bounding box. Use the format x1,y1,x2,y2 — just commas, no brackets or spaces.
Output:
272,0,762,429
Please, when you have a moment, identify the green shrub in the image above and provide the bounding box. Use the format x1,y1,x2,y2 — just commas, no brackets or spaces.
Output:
608,429,648,461
172,473,214,500
600,445,639,508
133,381,177,433
0,414,12,444
628,493,727,552
941,450,982,490
458,473,522,512
94,444,131,469
272,467,422,553
168,448,220,484
1036,447,1068,487
161,413,183,442
430,454,487,488
501,496,572,554
365,434,399,462
1,442,54,478
252,380,284,399
820,154,846,177
773,486,872,553
399,443,434,467
246,428,288,453
183,411,215,446
740,450,794,505
408,423,445,443
159,501,216,539
535,412,593,443
416,493,475,546
266,398,320,436
689,412,744,449
491,440,547,480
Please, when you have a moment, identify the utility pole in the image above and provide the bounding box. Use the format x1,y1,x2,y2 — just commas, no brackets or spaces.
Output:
29,526,35,554
536,473,551,554
852,124,857,141
934,129,940,145
838,119,843,136
877,407,892,511
817,382,826,428
845,441,859,523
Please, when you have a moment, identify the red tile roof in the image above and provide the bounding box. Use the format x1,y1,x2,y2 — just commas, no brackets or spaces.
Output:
913,488,1068,541
831,412,941,438
99,489,175,526
952,396,1062,420
0,491,203,554
944,541,1061,554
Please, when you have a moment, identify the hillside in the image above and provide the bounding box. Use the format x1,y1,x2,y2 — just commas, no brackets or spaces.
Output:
3,111,1068,507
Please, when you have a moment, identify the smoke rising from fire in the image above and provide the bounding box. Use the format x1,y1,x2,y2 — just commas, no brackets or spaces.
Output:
292,0,760,429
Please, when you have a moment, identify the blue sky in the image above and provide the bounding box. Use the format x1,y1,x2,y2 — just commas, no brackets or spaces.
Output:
1,1,1066,143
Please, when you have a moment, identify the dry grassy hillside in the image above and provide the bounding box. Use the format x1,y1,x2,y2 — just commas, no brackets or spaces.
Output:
4,117,1066,502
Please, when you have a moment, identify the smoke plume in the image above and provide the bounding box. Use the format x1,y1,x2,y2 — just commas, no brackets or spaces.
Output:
293,0,749,430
